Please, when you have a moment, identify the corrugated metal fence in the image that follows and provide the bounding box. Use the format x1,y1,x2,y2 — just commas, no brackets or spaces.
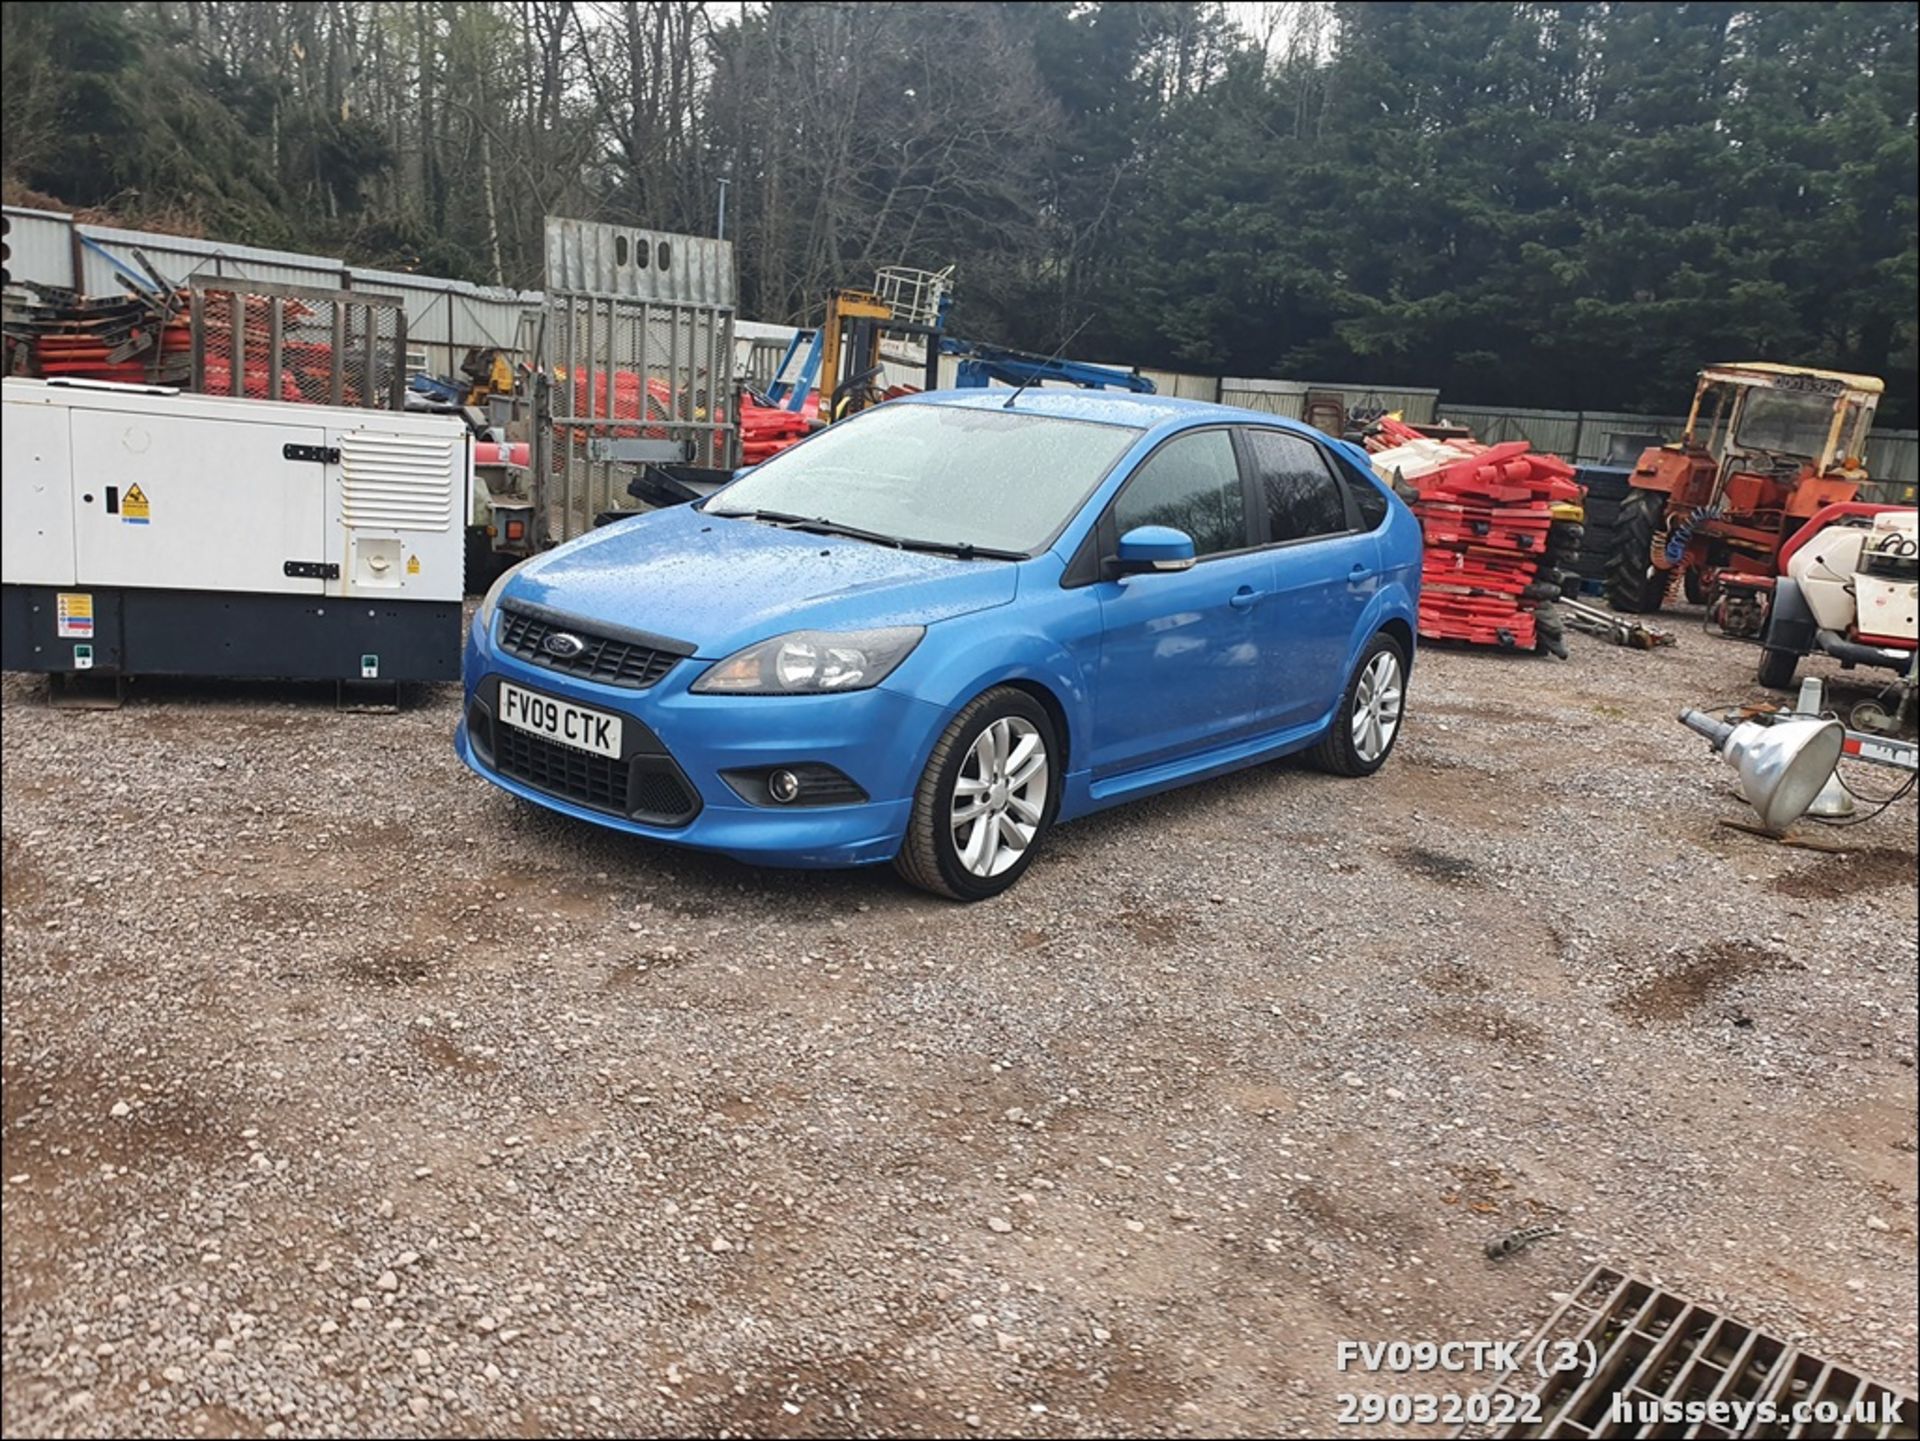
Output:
3,205,536,380
1434,404,1686,465
1865,432,1920,501
1220,377,1440,425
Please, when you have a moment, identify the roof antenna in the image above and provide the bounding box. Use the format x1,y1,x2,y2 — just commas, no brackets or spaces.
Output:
1003,315,1093,409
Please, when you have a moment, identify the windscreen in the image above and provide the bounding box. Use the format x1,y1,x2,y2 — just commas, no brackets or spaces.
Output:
1735,388,1837,457
707,402,1142,553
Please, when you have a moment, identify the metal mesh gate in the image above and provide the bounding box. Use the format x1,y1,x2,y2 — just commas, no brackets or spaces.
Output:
190,278,407,409
535,219,737,544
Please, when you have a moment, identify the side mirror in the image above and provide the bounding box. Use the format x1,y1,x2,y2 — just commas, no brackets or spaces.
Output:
731,463,760,481
1113,525,1196,576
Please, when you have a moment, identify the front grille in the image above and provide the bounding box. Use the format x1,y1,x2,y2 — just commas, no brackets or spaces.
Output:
496,726,628,813
486,709,701,827
498,607,681,689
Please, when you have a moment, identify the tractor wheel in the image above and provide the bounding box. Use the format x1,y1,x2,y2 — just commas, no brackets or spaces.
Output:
1683,569,1708,605
1606,489,1668,614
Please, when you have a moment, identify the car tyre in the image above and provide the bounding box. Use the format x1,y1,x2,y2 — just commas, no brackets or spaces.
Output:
895,686,1061,901
1309,632,1408,778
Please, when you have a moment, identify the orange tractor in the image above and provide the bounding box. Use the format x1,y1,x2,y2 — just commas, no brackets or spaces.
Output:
1606,363,1884,634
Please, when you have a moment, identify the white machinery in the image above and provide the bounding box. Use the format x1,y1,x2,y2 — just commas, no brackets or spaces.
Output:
1,377,470,698
1758,503,1919,732
1786,507,1918,640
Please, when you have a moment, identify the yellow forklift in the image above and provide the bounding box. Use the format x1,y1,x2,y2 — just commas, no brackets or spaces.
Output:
812,267,954,419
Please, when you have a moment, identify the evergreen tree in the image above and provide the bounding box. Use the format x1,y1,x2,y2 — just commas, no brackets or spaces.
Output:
0,1,1913,423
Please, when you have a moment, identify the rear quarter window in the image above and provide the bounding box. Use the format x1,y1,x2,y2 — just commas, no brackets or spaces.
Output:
1341,461,1391,530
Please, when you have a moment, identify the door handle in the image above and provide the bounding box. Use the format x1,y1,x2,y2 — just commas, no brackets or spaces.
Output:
1229,587,1266,610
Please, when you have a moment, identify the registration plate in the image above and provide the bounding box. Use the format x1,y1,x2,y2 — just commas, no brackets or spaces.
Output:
497,682,623,759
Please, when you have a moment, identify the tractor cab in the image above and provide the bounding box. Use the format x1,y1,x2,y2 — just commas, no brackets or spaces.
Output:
1610,362,1887,620
1681,363,1881,485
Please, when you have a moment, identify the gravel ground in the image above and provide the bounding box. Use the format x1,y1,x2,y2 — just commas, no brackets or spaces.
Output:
3,609,1916,1438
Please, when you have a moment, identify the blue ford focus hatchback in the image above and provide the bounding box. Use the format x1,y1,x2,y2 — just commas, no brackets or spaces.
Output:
458,391,1421,898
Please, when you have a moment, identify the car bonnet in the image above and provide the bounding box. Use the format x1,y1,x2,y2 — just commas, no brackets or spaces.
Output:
500,503,1020,658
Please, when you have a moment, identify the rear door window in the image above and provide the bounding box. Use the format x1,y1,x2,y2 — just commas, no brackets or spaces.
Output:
1244,429,1352,544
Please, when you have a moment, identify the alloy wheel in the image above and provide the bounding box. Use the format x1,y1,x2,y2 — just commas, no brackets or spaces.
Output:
950,716,1048,877
1350,650,1403,764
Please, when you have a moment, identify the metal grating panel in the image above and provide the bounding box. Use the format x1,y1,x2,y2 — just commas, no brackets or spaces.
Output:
339,431,457,528
190,278,408,411
1457,1266,1917,1439
537,217,738,542
544,217,735,306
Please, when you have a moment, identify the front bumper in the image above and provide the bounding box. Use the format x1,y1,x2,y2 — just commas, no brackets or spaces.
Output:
455,614,935,867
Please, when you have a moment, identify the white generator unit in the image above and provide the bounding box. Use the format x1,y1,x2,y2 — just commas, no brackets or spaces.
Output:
1,377,470,687
1785,507,1919,643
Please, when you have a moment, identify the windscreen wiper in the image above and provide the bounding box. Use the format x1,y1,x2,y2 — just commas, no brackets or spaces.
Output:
711,507,816,527
799,522,1024,560
713,508,898,544
717,509,1022,560
786,516,913,547
895,537,1026,561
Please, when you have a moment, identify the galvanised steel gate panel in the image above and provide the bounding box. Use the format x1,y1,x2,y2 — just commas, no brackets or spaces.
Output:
536,219,737,543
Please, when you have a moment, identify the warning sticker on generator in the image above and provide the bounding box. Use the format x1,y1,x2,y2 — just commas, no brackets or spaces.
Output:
406,554,421,576
56,593,94,638
122,484,150,524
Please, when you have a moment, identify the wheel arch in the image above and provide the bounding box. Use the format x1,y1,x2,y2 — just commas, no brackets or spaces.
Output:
885,614,1091,780
998,677,1072,772
1340,579,1418,679
1762,576,1815,656
1378,615,1415,670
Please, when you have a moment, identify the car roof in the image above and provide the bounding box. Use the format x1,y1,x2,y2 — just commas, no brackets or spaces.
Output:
897,387,1314,433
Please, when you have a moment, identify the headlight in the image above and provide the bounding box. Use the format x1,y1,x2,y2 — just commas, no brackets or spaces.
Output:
474,564,519,638
692,627,924,694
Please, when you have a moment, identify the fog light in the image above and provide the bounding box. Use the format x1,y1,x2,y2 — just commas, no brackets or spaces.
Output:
767,769,801,804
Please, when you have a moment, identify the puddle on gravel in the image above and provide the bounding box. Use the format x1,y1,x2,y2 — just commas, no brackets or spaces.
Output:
1420,962,1493,995
409,1029,497,1074
1612,942,1785,1023
1396,845,1480,883
1121,906,1187,943
344,948,436,986
1772,847,1916,899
